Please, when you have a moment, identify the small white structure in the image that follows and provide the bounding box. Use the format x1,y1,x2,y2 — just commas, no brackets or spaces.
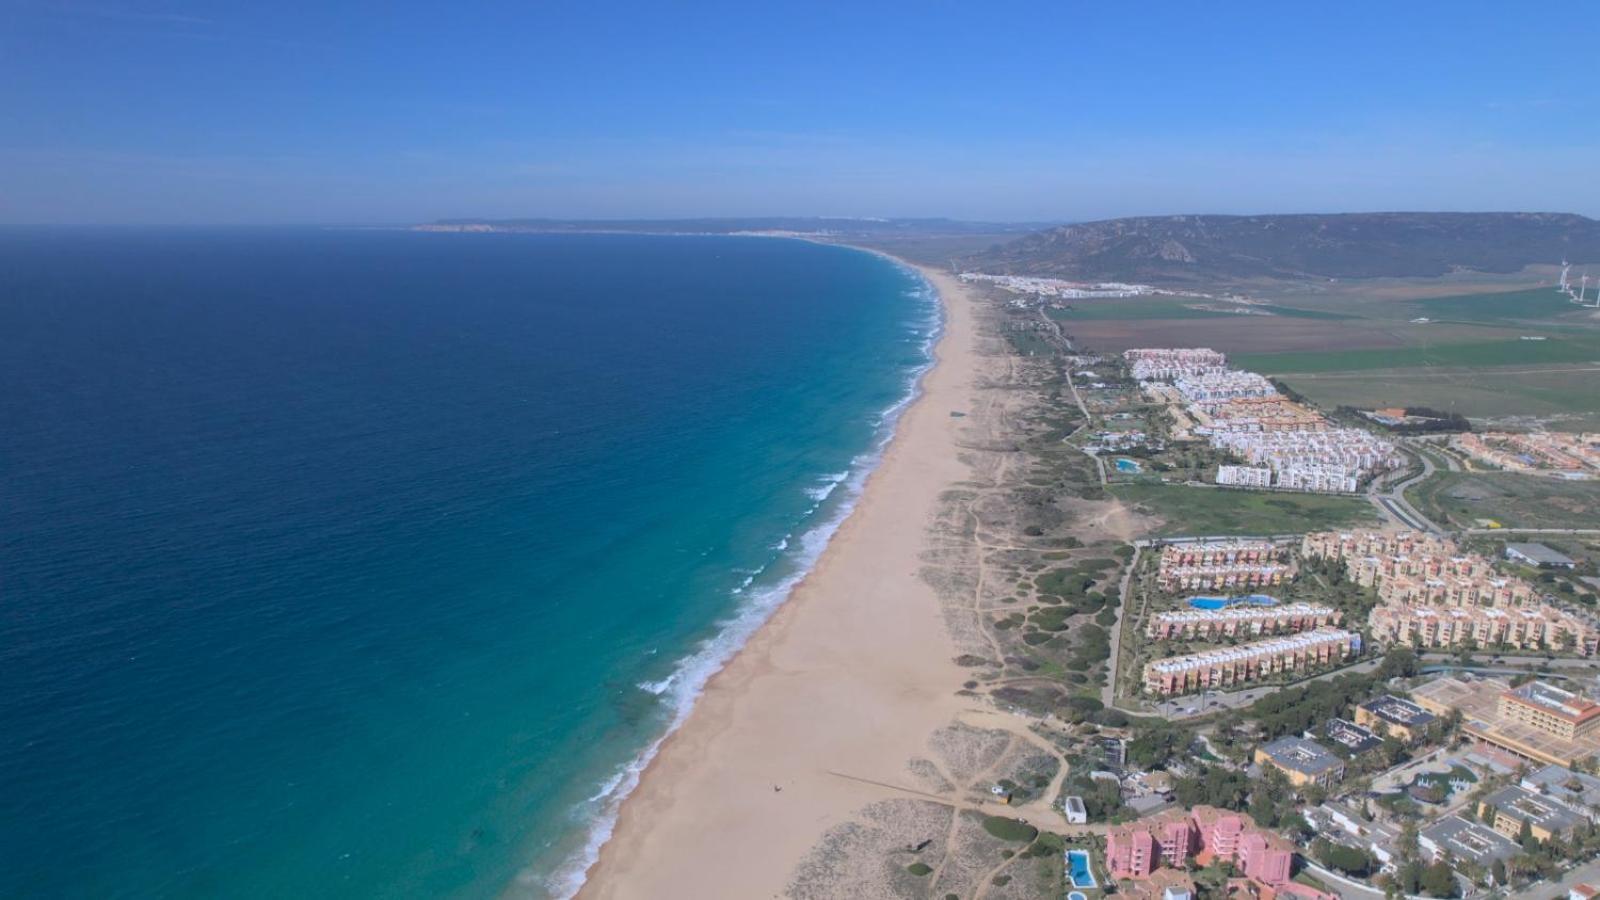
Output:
1063,795,1087,824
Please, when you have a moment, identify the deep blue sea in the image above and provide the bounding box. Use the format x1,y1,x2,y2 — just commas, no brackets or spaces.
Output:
0,229,936,898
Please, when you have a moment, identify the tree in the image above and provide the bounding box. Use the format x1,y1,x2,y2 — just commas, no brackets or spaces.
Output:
1127,725,1187,769
1490,858,1506,886
1518,818,1537,853
1395,861,1423,894
1281,811,1313,841
1420,860,1457,898
1322,843,1373,877
1174,765,1251,811
1378,647,1420,680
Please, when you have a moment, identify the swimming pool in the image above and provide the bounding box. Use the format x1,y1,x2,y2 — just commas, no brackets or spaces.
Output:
1066,850,1097,889
1114,458,1141,473
1187,594,1279,610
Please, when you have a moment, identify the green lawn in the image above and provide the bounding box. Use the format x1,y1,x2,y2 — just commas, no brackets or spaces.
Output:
1408,470,1600,530
1236,335,1600,374
1111,484,1380,537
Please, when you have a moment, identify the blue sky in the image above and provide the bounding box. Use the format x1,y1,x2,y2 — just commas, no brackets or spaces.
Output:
2,0,1597,224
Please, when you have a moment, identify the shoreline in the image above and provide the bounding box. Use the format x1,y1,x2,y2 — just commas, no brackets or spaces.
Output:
537,244,943,898
569,254,980,898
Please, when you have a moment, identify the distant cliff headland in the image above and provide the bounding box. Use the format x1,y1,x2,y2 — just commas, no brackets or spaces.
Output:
414,216,1039,238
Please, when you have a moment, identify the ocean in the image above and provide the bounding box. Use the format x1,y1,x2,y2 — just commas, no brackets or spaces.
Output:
0,229,937,898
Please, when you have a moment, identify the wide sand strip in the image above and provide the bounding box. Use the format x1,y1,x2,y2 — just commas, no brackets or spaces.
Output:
576,264,981,899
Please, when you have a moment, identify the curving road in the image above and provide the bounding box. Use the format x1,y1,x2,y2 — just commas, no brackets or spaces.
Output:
1369,444,1446,534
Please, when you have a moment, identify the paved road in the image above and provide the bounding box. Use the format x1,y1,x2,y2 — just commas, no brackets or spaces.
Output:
1369,446,1446,535
1466,527,1600,536
1420,652,1600,673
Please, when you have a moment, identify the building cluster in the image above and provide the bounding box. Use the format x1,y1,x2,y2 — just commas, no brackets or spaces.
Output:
1172,371,1277,402
1301,530,1597,655
1406,760,1600,873
1210,430,1401,494
1454,431,1600,477
1106,806,1294,885
1124,347,1228,382
958,272,1157,299
1142,628,1359,696
1216,464,1274,488
1146,603,1340,640
1157,541,1291,592
1198,396,1327,433
1125,348,1401,493
1370,605,1592,654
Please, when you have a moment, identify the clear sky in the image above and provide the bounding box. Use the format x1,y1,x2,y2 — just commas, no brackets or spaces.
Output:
3,0,1598,224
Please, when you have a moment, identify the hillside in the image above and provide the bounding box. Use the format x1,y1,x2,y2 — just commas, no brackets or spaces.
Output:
961,212,1600,284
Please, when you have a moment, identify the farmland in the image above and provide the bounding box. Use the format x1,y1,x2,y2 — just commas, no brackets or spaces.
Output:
1408,471,1600,531
1278,365,1600,430
1047,298,1234,320
1235,335,1600,374
1402,287,1591,324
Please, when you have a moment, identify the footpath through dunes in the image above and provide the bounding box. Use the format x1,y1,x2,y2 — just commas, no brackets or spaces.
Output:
575,266,985,899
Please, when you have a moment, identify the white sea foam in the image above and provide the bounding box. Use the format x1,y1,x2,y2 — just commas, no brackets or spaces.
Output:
804,469,851,502
539,258,942,900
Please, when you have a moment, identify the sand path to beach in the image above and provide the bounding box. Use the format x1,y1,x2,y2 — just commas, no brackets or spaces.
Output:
575,264,985,899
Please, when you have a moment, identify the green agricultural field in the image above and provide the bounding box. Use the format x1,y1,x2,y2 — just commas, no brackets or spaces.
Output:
1408,471,1600,531
1249,304,1362,320
1052,298,1364,322
1236,335,1600,374
1405,287,1585,324
1111,484,1380,537
1048,298,1241,320
1276,365,1600,430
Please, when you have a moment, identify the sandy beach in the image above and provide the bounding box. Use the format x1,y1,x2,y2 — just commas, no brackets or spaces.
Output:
575,262,984,899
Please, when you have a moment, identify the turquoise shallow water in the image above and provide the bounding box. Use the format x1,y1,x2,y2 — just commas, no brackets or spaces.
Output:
0,229,935,898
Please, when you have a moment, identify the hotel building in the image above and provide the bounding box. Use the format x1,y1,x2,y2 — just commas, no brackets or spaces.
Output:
1414,677,1600,768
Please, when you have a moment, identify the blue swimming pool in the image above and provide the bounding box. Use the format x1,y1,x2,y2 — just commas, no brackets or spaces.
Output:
1114,458,1141,473
1066,850,1097,889
1187,594,1279,610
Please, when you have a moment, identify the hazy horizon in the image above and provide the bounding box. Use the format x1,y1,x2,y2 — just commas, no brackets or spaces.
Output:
4,0,1599,225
